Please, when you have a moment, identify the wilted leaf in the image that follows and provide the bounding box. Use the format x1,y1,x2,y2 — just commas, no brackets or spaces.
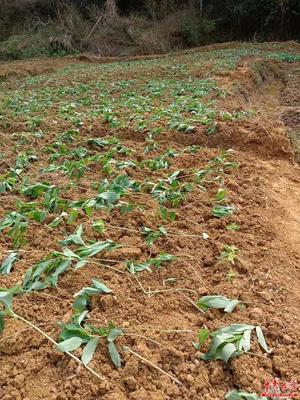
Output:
0,252,18,275
108,341,122,368
82,337,99,366
197,295,242,313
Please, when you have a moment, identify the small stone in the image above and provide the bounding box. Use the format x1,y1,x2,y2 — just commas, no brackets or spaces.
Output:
282,334,293,345
124,376,137,391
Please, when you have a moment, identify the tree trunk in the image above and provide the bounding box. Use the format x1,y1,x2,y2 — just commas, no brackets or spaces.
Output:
199,0,203,19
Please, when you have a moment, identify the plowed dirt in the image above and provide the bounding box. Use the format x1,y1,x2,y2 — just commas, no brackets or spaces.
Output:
0,42,299,400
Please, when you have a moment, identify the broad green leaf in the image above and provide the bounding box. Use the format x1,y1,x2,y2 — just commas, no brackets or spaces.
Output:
220,343,237,363
225,390,259,400
0,286,22,309
0,252,18,275
59,323,90,341
56,337,84,352
92,220,105,234
255,326,271,354
242,328,252,352
0,311,6,332
74,259,88,270
92,278,112,294
76,240,119,258
197,295,241,313
108,341,121,368
224,299,242,313
98,191,119,204
82,337,99,366
211,205,235,218
107,327,123,342
198,328,210,346
59,225,85,246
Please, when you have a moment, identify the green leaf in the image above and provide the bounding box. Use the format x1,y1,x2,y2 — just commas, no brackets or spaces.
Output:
108,341,121,368
92,278,112,294
224,299,241,313
107,328,123,342
92,220,105,234
56,337,84,352
74,259,88,270
0,286,22,309
225,390,259,400
59,324,90,341
220,343,237,363
48,216,63,228
0,311,6,332
255,326,271,354
76,240,119,258
198,328,210,346
197,295,241,313
59,225,85,246
98,191,119,204
82,337,99,366
211,205,235,218
242,328,252,352
226,223,240,231
0,252,18,275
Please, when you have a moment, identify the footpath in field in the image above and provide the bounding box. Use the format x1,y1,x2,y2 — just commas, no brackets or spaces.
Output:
0,42,299,400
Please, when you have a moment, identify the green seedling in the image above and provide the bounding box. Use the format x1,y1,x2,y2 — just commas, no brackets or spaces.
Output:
59,225,85,246
159,206,176,221
141,226,167,245
0,212,28,248
73,278,112,323
75,240,120,259
127,253,176,274
220,245,239,265
23,241,119,290
21,182,52,199
197,295,242,313
58,281,122,368
193,328,210,350
92,220,105,234
0,286,23,332
0,252,18,275
201,324,271,363
215,188,227,202
226,223,240,231
143,156,169,171
0,177,16,193
226,269,237,282
212,205,235,218
225,390,266,400
0,284,108,379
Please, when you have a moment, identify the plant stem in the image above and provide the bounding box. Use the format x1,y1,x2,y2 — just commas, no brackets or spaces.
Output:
123,346,182,385
10,311,106,381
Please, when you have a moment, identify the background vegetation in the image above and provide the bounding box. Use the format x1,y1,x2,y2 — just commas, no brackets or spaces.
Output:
0,0,299,60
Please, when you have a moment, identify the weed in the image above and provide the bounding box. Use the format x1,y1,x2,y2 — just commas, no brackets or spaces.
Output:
220,245,239,265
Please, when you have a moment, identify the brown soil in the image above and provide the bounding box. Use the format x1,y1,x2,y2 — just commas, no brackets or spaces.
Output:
0,46,300,400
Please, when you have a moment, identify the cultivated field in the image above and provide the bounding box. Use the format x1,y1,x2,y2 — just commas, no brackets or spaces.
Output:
0,42,299,400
